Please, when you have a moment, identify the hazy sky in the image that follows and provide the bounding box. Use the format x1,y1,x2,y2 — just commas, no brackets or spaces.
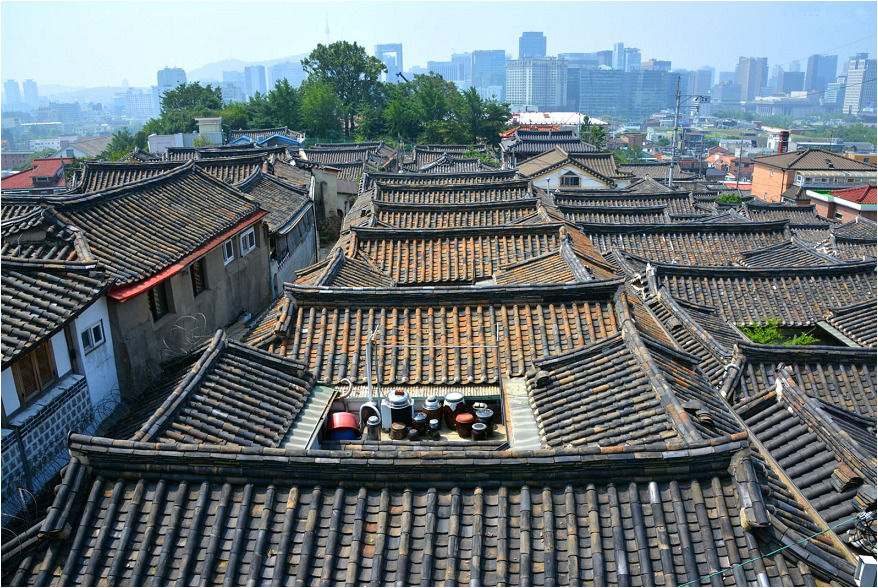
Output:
2,0,876,88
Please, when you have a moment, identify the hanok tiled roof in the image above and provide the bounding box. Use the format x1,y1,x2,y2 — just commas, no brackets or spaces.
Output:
492,228,618,284
744,201,830,225
728,343,876,419
228,126,304,142
619,162,696,181
753,148,878,171
416,155,499,174
517,148,630,186
48,162,264,285
270,160,313,191
0,205,89,262
325,159,368,181
293,248,395,288
653,260,877,327
560,204,671,224
552,188,699,215
830,184,877,205
236,168,309,233
113,330,317,447
369,198,541,229
345,224,604,285
410,144,488,168
527,316,740,449
67,156,267,193
823,300,877,348
166,144,287,162
792,226,833,245
246,280,623,385
624,177,682,195
581,220,790,266
735,378,876,536
1,259,111,368
362,169,517,190
644,288,740,388
738,239,845,267
503,130,597,155
303,147,372,164
2,431,856,587
831,218,877,260
373,179,532,205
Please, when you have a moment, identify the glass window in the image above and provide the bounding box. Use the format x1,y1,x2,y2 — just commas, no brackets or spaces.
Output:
560,173,580,187
148,282,170,322
191,258,207,296
222,239,235,265
81,320,106,353
240,227,256,256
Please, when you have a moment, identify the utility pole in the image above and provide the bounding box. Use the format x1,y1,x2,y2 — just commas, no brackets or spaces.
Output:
735,130,744,191
668,78,710,189
668,77,681,188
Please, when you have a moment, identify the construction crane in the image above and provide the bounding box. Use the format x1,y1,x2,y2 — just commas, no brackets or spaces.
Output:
396,72,410,83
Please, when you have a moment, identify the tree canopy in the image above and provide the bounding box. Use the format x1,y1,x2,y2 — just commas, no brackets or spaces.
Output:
302,41,387,137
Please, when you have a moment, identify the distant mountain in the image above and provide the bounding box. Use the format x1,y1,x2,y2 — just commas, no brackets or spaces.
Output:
187,54,309,84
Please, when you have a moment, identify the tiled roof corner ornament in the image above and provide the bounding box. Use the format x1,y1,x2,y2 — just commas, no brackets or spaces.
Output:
534,369,552,387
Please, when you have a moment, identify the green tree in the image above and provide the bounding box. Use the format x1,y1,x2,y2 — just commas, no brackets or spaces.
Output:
246,92,275,129
302,41,386,136
300,81,343,139
100,128,138,161
221,102,251,134
268,79,301,129
193,135,214,147
160,82,223,115
581,121,608,151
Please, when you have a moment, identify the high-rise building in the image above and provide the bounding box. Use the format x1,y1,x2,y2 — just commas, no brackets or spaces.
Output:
22,79,39,110
452,53,473,88
125,89,156,120
244,65,267,97
612,43,625,70
768,65,784,93
694,68,713,95
843,53,869,77
157,67,187,92
269,62,307,89
804,54,838,93
824,76,847,107
843,57,877,115
711,81,743,104
472,50,506,101
777,71,805,94
718,71,736,84
789,60,801,72
627,70,668,118
220,83,246,105
624,48,642,72
518,32,546,59
735,57,768,101
579,69,627,118
667,70,691,109
506,58,567,111
642,59,672,72
375,43,404,83
427,60,459,81
4,79,22,111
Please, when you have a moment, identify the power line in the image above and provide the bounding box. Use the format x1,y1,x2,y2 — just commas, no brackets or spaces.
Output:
677,513,865,587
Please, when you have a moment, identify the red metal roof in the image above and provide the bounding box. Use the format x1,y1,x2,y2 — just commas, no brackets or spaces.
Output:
830,185,877,205
0,158,71,189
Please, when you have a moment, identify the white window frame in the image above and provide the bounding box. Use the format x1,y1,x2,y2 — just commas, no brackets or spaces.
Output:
222,238,235,265
81,320,106,353
239,227,256,256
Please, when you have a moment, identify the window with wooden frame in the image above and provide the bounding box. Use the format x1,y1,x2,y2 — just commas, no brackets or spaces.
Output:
148,281,171,322
190,257,207,297
11,339,57,405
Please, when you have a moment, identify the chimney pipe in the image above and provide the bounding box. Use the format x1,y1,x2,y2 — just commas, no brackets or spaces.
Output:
778,131,789,154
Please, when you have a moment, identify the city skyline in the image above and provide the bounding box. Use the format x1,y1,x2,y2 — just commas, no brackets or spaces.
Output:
2,1,876,90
